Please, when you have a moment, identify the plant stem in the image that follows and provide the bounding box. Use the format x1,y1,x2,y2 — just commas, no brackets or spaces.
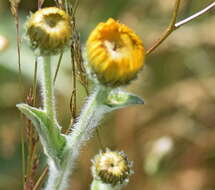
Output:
70,44,77,120
175,1,215,28
40,56,65,163
54,52,64,84
69,86,110,156
12,3,23,90
40,56,69,190
146,1,215,55
33,58,38,106
20,120,25,188
33,167,48,190
91,180,123,190
42,56,56,124
44,154,72,190
146,0,181,55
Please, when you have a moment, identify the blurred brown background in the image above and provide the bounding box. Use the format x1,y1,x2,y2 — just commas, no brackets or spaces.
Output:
0,0,215,190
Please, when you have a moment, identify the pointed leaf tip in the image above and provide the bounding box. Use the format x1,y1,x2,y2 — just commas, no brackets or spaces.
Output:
104,89,144,110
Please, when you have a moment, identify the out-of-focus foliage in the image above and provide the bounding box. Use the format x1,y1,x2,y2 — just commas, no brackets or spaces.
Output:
0,0,215,190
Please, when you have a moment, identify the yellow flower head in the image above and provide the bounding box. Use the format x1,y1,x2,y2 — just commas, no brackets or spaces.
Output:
26,7,72,56
87,18,145,87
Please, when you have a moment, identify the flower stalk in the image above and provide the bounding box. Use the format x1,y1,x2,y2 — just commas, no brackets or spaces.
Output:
91,179,124,190
69,86,110,148
39,56,65,159
42,56,56,124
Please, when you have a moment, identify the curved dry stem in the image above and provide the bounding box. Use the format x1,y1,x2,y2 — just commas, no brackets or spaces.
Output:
175,1,215,28
32,167,48,190
54,52,64,84
146,1,215,55
146,0,181,55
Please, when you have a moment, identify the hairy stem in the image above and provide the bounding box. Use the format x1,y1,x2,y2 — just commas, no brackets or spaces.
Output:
68,86,110,160
44,151,72,190
39,56,65,159
42,56,55,123
91,180,124,190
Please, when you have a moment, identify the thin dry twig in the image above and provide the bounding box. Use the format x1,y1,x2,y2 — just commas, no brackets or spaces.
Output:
175,1,215,28
146,0,181,55
33,59,38,106
9,1,26,188
32,167,48,190
53,52,64,84
9,1,23,93
146,1,215,55
70,42,77,120
24,88,39,190
38,0,45,9
9,0,22,82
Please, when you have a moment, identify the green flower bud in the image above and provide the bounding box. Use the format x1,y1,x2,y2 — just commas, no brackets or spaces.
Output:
92,149,133,187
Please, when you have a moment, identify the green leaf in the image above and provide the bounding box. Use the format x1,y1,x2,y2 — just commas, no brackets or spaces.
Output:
104,89,144,110
16,103,66,166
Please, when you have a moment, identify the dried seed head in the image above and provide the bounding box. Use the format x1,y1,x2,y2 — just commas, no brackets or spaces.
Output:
26,7,72,56
86,18,145,87
92,149,133,186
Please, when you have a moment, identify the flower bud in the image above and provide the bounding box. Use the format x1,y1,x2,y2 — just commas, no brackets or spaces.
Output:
86,18,145,87
26,7,72,56
92,149,133,186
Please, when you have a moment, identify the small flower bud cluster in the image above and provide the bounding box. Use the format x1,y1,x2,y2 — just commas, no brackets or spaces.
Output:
92,149,133,187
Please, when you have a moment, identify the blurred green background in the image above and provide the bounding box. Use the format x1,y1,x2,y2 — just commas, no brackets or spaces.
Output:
1,0,215,190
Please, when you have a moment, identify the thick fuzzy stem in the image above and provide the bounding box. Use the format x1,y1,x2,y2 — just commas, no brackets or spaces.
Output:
68,86,110,160
40,56,64,155
91,180,124,190
36,56,65,168
40,56,70,190
42,56,56,123
44,149,72,190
